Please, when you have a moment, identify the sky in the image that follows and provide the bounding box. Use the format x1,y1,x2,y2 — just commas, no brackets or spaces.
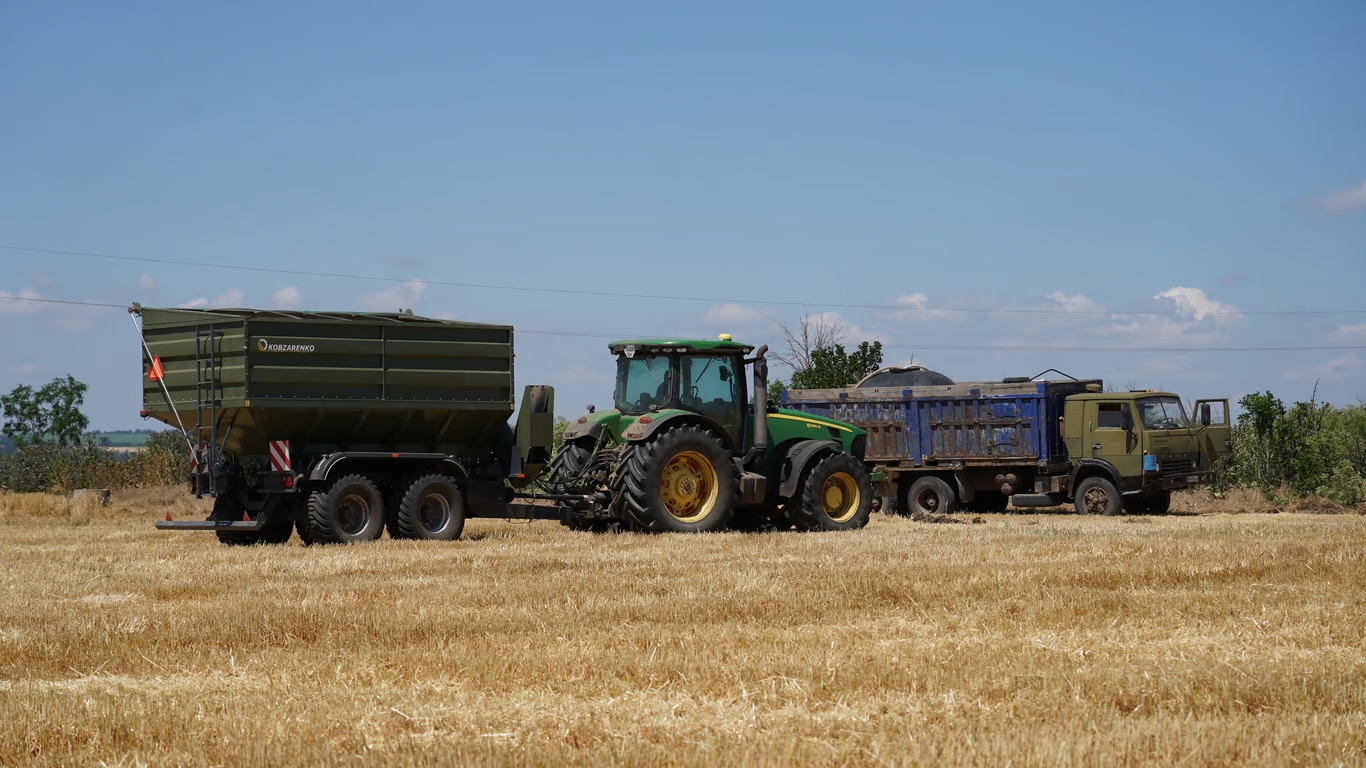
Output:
1,0,1364,430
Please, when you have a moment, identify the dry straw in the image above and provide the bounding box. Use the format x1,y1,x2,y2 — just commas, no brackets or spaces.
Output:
0,489,1362,766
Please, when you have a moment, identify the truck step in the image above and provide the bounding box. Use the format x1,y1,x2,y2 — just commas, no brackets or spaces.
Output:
155,519,267,531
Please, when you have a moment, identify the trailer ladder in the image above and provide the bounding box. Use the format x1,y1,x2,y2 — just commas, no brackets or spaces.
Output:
194,323,223,498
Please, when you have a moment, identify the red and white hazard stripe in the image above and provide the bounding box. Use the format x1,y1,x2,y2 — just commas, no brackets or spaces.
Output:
269,440,291,473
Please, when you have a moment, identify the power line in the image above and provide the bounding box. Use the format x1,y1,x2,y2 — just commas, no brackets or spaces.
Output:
2,294,1363,353
3,243,1361,317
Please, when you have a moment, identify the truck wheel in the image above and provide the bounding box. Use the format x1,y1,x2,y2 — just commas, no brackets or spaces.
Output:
615,425,738,533
1074,477,1123,516
794,452,872,531
306,474,386,544
391,474,465,541
905,476,957,516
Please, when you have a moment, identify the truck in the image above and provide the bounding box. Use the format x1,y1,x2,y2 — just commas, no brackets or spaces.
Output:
547,336,876,532
134,307,873,542
133,305,564,545
782,369,1232,516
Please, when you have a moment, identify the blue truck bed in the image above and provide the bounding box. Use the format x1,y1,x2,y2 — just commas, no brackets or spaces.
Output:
783,378,1101,468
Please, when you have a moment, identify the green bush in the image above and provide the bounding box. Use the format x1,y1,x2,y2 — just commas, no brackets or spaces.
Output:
0,430,190,493
1224,390,1366,504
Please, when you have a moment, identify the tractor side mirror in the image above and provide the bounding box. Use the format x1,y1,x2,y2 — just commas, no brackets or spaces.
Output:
719,366,731,382
1200,402,1211,426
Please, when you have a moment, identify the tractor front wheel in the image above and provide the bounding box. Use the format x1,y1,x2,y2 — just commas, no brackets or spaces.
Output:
794,452,872,531
615,426,738,533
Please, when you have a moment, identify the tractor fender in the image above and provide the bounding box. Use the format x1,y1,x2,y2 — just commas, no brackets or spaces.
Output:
561,419,604,443
777,439,841,499
620,412,738,452
1067,459,1125,498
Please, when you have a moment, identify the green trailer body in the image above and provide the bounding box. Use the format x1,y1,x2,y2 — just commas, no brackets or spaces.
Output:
137,306,516,459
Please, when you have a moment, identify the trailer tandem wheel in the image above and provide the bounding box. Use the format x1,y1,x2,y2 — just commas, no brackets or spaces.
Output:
306,474,387,544
391,474,465,541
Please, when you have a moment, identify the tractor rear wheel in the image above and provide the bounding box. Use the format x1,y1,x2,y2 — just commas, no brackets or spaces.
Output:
390,474,465,541
305,474,386,544
793,452,872,531
614,425,738,533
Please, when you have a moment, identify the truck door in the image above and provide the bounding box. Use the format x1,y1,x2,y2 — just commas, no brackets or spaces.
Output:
1084,401,1142,490
1192,399,1232,469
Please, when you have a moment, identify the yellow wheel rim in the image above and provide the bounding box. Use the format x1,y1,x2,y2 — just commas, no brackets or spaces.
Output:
659,451,719,523
822,472,861,523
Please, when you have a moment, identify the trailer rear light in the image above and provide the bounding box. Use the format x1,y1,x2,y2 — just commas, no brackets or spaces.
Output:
139,409,150,418
284,476,294,488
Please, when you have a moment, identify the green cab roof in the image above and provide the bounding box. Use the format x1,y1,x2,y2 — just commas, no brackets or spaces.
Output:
608,338,755,354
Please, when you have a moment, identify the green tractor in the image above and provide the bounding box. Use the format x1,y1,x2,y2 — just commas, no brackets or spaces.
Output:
546,336,874,533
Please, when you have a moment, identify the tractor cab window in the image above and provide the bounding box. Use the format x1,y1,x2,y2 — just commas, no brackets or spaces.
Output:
616,354,675,413
1136,396,1189,430
680,355,742,440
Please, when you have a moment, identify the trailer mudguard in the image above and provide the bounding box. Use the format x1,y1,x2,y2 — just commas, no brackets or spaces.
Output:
307,452,470,483
1067,458,1126,498
777,439,840,499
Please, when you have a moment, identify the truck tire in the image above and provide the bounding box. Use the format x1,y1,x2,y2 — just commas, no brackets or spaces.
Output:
1074,476,1123,516
614,425,738,533
390,474,465,541
905,476,957,516
793,452,872,532
305,474,386,544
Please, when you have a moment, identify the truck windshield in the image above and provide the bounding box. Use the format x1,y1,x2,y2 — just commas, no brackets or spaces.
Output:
1136,396,1189,430
615,354,674,413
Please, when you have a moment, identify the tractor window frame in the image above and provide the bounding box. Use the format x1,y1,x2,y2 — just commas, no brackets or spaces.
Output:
614,353,679,414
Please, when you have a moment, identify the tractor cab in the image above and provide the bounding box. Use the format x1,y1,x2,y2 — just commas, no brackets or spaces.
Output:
611,337,753,450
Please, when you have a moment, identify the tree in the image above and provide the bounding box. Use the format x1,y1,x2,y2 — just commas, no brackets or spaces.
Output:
790,341,884,390
0,375,90,446
771,314,845,379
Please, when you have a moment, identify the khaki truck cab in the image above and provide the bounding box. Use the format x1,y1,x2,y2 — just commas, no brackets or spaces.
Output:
1061,391,1231,515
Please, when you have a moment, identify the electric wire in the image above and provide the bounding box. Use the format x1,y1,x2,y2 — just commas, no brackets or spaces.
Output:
1,294,1362,353
3,243,1362,317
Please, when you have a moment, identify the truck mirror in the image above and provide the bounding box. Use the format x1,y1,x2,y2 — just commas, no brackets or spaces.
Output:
1200,402,1211,426
1121,410,1133,431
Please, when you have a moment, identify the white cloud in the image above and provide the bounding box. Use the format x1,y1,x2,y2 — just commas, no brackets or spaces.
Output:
1311,180,1366,214
1335,322,1366,339
271,286,304,310
137,274,157,291
0,288,44,315
11,363,39,375
1044,292,1105,313
1285,354,1364,382
213,288,244,307
1153,287,1242,322
179,297,208,309
896,293,929,309
359,280,425,312
701,303,771,327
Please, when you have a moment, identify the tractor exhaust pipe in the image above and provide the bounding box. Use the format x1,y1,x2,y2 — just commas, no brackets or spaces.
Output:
749,345,769,466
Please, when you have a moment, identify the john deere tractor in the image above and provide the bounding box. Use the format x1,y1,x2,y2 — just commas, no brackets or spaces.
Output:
545,336,874,533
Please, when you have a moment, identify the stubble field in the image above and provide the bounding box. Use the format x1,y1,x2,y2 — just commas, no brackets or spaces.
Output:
1,489,1363,767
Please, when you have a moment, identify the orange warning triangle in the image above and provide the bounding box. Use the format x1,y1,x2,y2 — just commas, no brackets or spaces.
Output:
149,356,165,381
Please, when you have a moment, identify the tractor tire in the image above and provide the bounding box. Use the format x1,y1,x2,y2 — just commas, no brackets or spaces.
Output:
549,438,594,483
904,476,958,517
792,452,872,532
613,425,738,533
211,494,260,546
390,474,465,541
1074,477,1123,516
305,474,386,544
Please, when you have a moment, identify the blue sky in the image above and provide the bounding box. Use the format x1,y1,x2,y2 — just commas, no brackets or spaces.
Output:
2,0,1364,429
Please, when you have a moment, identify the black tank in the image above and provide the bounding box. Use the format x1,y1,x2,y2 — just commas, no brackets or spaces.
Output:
856,366,955,388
